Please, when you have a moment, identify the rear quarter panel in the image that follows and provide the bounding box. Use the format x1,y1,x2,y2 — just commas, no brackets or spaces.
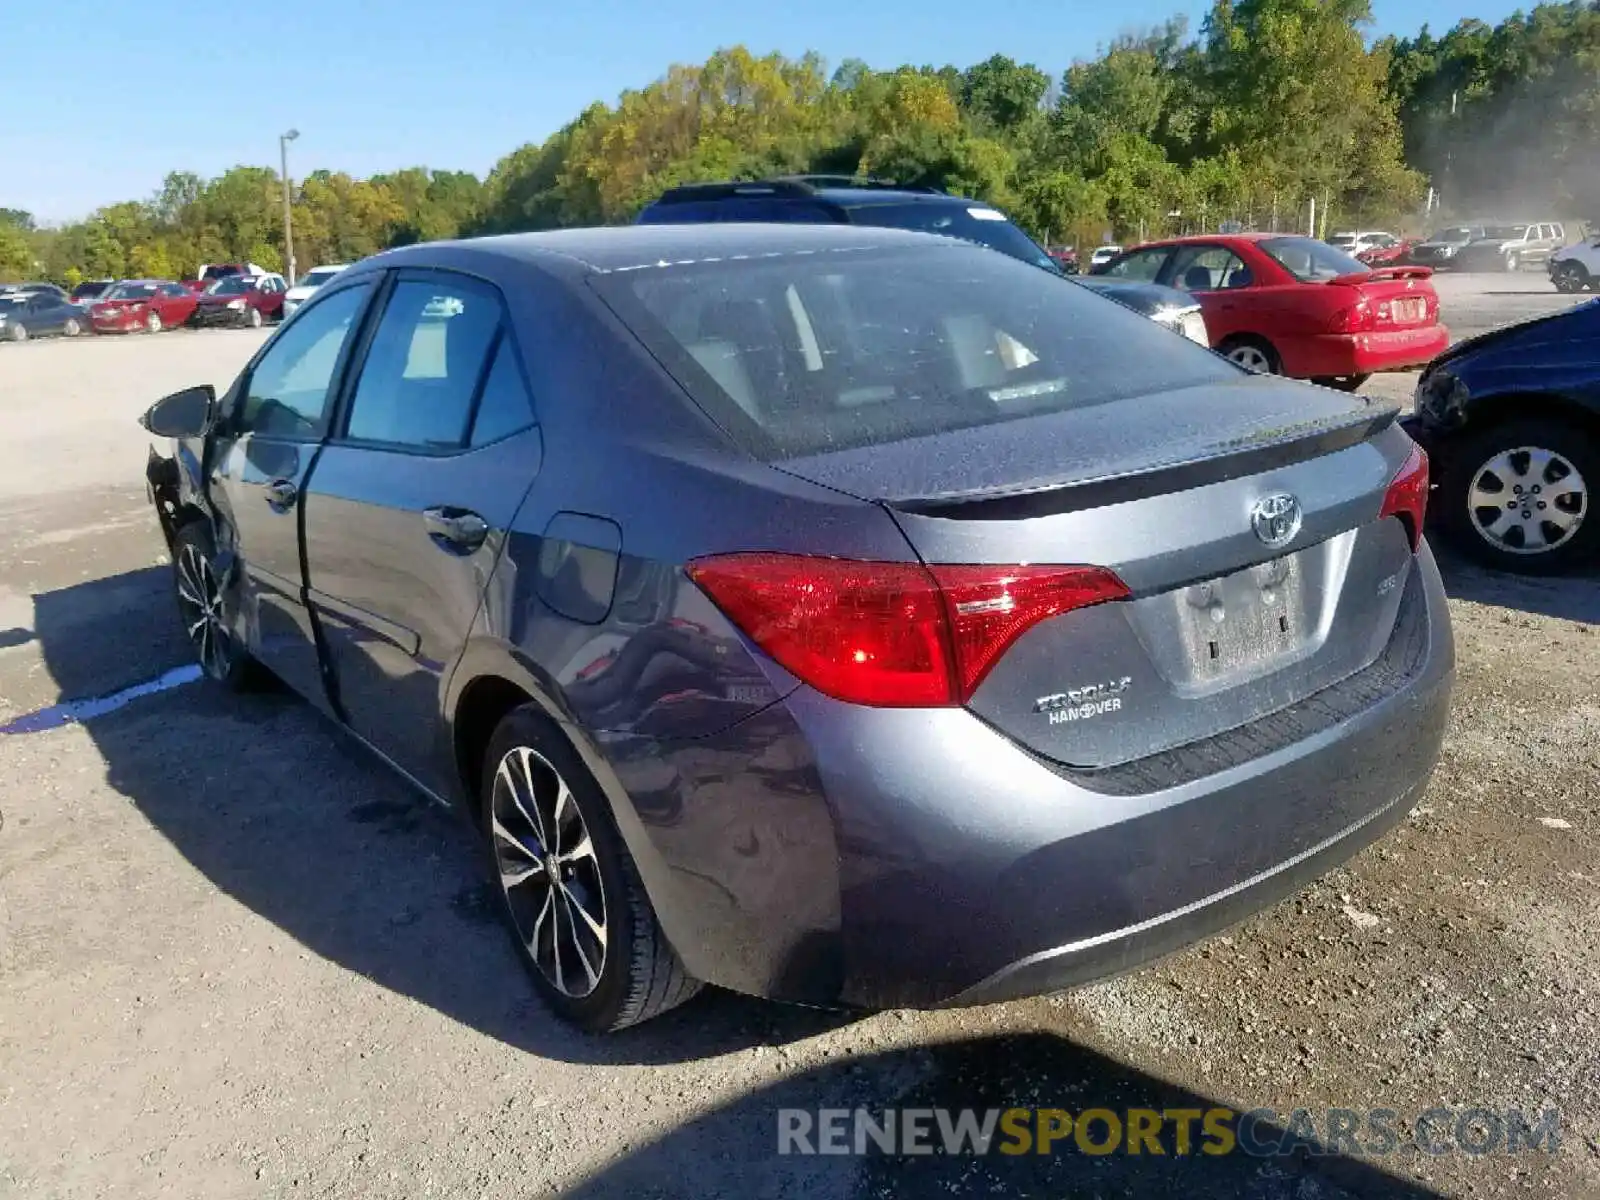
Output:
439,256,921,999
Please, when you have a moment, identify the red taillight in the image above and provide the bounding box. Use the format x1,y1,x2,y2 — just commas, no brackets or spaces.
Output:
1331,298,1373,333
1380,442,1429,552
687,553,1129,707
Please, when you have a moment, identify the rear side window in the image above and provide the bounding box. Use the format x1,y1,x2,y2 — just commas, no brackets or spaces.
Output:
1168,245,1250,292
1259,237,1365,281
468,340,536,447
344,278,502,449
596,242,1236,460
845,202,1057,271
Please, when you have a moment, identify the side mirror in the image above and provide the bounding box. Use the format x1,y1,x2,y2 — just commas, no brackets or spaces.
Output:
139,385,216,438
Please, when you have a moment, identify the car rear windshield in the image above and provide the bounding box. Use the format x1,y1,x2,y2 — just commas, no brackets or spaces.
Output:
301,269,340,287
209,277,252,295
1327,235,1357,247
1428,227,1476,243
843,203,1059,273
595,242,1238,460
1259,237,1367,281
107,284,158,300
71,282,110,299
1483,224,1528,239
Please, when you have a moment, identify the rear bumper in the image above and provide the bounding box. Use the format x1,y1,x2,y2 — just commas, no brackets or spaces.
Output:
1289,326,1449,377
609,545,1455,1009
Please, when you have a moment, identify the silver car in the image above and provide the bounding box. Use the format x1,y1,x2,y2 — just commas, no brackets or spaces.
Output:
140,224,1454,1032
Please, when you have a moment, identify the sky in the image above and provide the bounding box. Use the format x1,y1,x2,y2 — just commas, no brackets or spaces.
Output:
9,1,1526,223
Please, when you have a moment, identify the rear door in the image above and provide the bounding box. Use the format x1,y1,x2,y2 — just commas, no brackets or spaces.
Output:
301,269,541,798
158,282,195,326
206,279,377,707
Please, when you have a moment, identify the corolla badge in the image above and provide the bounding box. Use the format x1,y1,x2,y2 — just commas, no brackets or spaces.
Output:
1250,493,1303,547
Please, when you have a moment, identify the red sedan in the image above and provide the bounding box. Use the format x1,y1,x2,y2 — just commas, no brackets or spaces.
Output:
89,280,200,334
1094,234,1448,388
1358,238,1417,268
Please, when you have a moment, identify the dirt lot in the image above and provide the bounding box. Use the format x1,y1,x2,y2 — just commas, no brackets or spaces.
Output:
0,278,1597,1199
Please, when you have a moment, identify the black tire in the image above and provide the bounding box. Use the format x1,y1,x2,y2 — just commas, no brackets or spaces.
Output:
1553,263,1590,294
1436,416,1599,575
481,704,701,1032
1314,374,1372,393
1219,335,1281,375
172,521,262,689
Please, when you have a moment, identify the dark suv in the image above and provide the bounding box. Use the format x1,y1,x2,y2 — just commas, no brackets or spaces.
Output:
636,177,1211,345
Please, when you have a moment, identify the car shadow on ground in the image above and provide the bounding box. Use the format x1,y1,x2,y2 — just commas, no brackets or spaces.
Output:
22,569,1453,1196
559,1033,1446,1199
23,566,852,1067
1431,544,1600,625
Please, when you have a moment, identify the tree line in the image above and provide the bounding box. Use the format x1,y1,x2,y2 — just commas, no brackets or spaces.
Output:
4,0,1597,286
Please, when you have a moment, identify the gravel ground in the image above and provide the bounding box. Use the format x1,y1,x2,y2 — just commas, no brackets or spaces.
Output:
0,279,1596,1200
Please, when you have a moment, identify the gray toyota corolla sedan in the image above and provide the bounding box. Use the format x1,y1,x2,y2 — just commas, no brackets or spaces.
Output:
139,224,1454,1034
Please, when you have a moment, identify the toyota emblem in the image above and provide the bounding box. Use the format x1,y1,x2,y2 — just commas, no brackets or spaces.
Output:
1251,494,1303,547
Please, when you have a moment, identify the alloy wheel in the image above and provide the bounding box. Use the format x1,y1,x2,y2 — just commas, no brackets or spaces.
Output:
64,319,80,337
9,323,25,342
175,542,234,679
146,310,162,333
490,746,608,999
1467,445,1588,556
1227,344,1272,373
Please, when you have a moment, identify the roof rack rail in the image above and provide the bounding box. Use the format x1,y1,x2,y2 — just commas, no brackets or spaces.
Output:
653,175,947,205
773,174,944,194
653,179,820,204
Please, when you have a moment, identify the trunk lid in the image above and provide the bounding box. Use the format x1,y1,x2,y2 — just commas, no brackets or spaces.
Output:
777,376,1420,769
1328,266,1438,330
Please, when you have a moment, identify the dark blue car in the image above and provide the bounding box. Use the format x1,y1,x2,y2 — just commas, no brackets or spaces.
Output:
0,290,86,342
1407,298,1599,573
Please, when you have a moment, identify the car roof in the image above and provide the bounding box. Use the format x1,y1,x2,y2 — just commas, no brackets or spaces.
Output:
362,224,970,277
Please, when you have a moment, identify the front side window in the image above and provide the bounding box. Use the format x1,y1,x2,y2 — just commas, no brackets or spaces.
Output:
1100,247,1170,281
239,284,372,438
596,241,1236,460
344,278,502,449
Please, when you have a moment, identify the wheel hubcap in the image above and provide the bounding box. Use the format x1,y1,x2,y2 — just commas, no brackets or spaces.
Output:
176,544,233,678
1228,345,1270,372
491,747,607,998
1467,445,1588,555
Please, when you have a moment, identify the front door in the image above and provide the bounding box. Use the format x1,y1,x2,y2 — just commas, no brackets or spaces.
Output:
207,280,376,707
1162,242,1256,342
301,270,541,797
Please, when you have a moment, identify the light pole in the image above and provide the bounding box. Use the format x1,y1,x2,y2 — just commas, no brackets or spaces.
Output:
279,129,299,285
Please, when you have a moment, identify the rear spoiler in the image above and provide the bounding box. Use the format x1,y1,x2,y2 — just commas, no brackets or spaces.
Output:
1331,266,1433,285
891,406,1401,521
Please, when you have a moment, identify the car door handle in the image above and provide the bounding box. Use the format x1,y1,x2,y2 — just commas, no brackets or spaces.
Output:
265,478,298,511
423,507,489,553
